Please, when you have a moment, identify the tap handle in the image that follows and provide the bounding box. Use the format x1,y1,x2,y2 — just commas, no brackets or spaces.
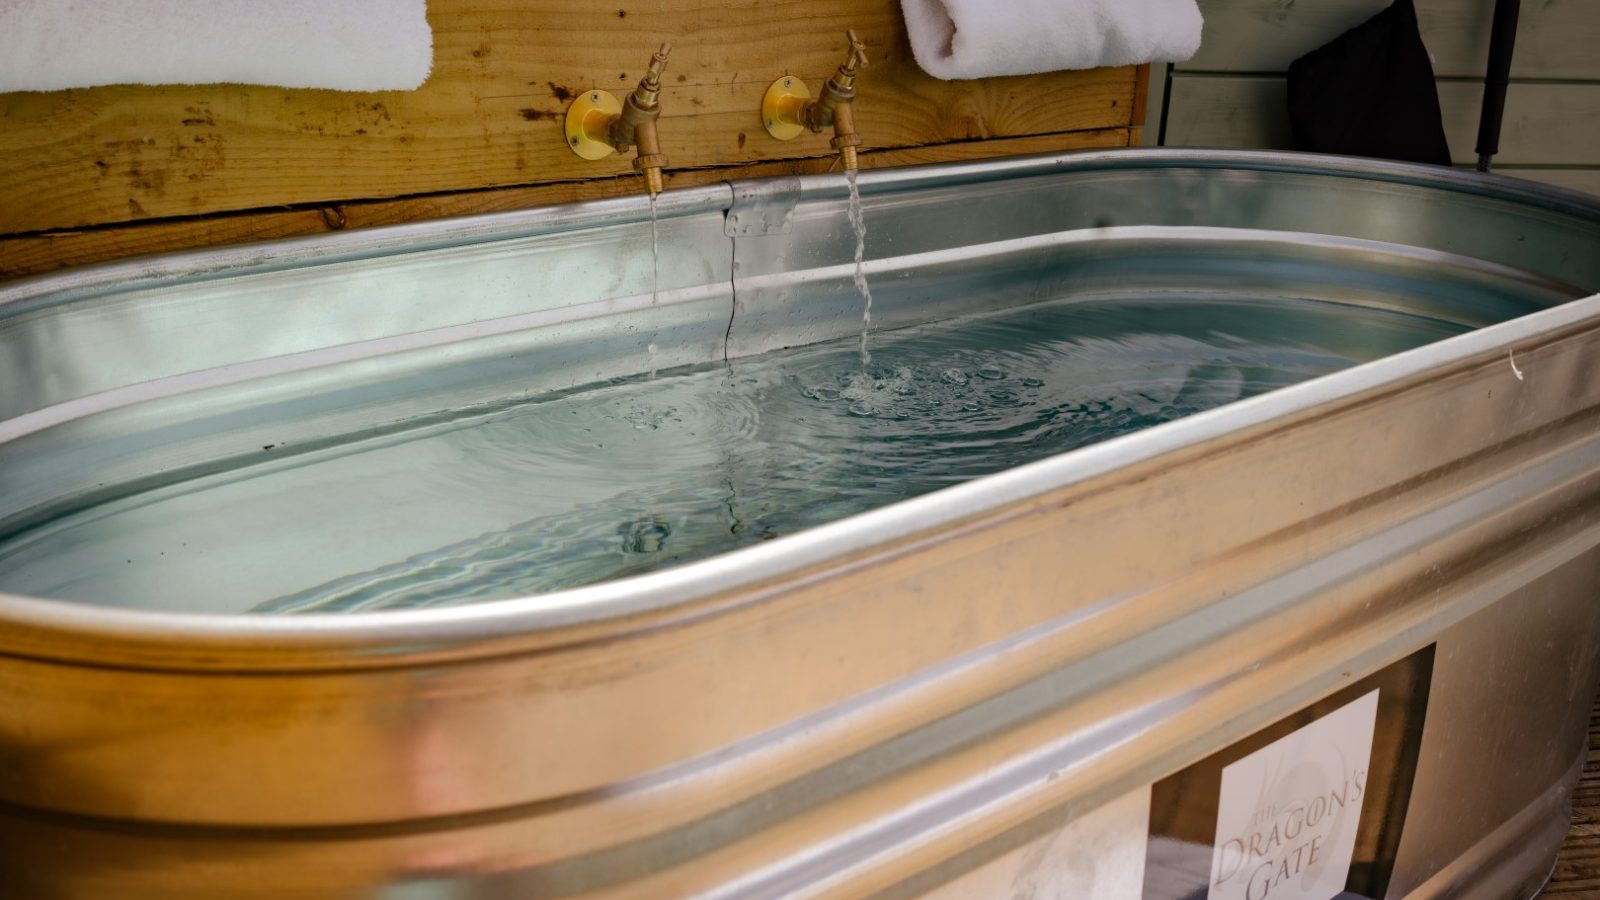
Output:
827,30,866,94
646,42,672,86
630,42,671,110
842,29,867,75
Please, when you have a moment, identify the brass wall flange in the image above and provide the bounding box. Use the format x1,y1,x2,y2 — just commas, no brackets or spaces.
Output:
762,76,812,141
565,90,625,161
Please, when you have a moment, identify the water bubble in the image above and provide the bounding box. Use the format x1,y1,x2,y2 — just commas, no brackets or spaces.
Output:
1021,377,1044,388
816,387,842,401
881,367,917,395
977,367,1005,380
619,517,671,553
961,401,982,412
941,369,968,386
847,404,874,417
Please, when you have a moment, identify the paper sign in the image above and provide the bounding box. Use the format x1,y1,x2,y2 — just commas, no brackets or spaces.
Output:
1206,690,1380,900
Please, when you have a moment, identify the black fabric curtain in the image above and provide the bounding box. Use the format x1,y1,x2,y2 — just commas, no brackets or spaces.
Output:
1286,0,1452,166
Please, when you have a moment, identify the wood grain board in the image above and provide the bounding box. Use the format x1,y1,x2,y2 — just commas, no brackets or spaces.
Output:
1544,688,1600,894
0,129,1132,281
0,0,1139,245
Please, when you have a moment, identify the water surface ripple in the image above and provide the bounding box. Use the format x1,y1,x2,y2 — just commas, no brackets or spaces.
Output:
0,297,1469,613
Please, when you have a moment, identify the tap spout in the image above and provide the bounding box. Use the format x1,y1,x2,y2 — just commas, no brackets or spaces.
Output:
830,105,860,171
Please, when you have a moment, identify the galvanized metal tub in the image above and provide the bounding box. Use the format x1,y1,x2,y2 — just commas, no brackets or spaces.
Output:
1,150,1599,898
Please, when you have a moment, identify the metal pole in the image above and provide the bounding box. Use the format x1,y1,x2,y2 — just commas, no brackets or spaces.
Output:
1474,0,1521,173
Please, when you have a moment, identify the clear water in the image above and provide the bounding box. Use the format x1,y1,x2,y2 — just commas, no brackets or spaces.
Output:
847,169,874,365
0,297,1471,614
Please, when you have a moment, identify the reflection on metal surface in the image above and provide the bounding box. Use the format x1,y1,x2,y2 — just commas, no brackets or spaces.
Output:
926,785,1151,899
0,151,1598,897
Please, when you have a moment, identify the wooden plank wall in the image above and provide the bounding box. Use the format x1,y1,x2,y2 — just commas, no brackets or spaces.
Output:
1146,0,1600,193
1546,696,1600,893
0,1,1144,281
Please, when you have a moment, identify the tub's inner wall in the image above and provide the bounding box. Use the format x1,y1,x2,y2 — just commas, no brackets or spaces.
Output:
6,159,1599,421
793,167,1600,289
727,225,1578,360
8,160,1600,421
0,192,738,423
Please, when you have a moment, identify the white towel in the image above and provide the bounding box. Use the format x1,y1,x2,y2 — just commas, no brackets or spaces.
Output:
901,0,1203,80
0,0,433,93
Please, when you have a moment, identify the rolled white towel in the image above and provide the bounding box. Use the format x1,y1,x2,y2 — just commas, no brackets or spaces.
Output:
0,0,433,94
901,0,1203,80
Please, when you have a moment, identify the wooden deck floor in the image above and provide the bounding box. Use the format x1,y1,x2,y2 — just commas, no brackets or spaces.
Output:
1542,694,1600,895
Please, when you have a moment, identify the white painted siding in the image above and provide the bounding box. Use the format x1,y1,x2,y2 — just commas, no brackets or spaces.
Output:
1148,0,1600,196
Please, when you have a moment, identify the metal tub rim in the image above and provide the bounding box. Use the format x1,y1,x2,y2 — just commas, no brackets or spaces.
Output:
0,149,1597,672
5,148,1597,317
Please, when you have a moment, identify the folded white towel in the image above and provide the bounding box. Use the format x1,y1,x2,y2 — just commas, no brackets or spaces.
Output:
901,0,1203,80
0,0,432,93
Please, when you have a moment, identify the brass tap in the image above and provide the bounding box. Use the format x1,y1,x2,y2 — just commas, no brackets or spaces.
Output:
614,43,671,195
762,30,869,170
563,43,673,196
810,29,867,171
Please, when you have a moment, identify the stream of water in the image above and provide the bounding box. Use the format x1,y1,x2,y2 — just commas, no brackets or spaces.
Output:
847,169,874,365
0,295,1472,615
647,192,661,379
